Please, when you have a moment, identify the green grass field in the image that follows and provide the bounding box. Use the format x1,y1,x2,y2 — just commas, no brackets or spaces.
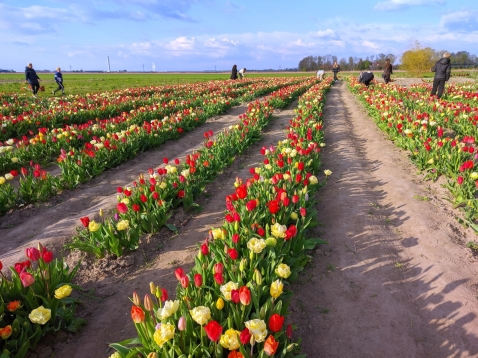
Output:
0,72,312,96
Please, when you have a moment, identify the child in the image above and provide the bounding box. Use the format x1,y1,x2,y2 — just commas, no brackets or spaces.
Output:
52,67,64,95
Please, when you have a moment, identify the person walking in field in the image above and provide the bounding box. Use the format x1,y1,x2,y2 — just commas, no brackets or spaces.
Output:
230,65,238,80
52,67,65,95
316,69,325,80
430,51,451,99
25,63,41,97
382,58,393,84
332,61,340,81
238,68,246,79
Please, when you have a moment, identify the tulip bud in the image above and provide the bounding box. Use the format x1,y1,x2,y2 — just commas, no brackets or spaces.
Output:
232,265,238,273
99,208,104,217
265,237,277,247
147,353,159,358
216,297,225,310
249,251,254,260
37,242,44,252
286,343,297,353
239,258,246,272
149,282,156,295
155,287,162,300
290,212,298,220
132,291,140,306
43,269,50,280
250,334,256,346
178,316,186,331
144,294,154,311
254,269,262,285
260,305,266,319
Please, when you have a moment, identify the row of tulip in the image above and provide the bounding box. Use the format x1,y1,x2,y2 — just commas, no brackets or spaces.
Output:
0,244,86,357
0,78,296,141
69,78,324,258
0,79,314,216
106,80,332,357
348,77,478,227
0,78,304,176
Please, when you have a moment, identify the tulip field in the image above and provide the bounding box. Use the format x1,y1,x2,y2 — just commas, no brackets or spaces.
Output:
348,78,478,230
0,76,334,357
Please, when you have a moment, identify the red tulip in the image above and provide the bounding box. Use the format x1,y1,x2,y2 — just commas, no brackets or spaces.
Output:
292,195,299,204
264,335,279,356
268,313,285,332
232,233,240,243
286,323,293,339
80,216,90,228
161,288,168,302
267,199,280,214
239,286,251,306
228,248,238,260
201,243,209,255
194,273,203,287
117,202,128,214
297,162,304,171
174,158,180,165
235,185,247,199
25,247,40,261
42,248,53,263
300,207,306,217
231,289,240,303
240,328,251,345
132,204,140,212
163,158,169,164
285,225,297,240
0,260,2,271
214,272,224,285
180,275,189,289
131,305,145,323
140,194,147,203
175,268,185,280
204,320,223,342
19,271,35,287
21,167,28,176
177,190,185,199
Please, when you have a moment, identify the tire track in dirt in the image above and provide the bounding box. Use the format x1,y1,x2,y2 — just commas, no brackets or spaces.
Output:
289,81,478,357
39,102,299,357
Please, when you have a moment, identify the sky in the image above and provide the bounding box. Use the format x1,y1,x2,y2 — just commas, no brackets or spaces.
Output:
1,0,478,72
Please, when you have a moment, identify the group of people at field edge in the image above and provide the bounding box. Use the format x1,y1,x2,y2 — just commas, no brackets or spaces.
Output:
315,52,451,99
24,63,64,97
230,65,247,80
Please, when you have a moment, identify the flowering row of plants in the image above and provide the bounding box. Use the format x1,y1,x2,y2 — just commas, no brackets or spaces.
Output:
0,244,86,357
0,78,305,176
348,77,478,227
0,79,311,216
106,79,332,357
0,78,299,141
68,78,323,258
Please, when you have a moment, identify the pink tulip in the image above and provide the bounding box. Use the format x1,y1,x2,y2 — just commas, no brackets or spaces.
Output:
20,271,35,287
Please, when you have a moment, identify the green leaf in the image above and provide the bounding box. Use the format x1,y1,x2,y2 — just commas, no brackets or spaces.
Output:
165,224,178,233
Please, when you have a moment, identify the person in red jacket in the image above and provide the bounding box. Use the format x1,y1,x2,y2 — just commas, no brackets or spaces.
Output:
431,52,451,99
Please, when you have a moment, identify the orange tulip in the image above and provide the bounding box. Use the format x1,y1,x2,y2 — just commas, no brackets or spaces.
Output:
0,325,12,339
131,305,145,323
228,351,244,358
7,300,22,312
264,335,279,356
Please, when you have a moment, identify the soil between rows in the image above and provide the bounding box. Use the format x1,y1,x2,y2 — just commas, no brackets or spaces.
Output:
1,78,477,357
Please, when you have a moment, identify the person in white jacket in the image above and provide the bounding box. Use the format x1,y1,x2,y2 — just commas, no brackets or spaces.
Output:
316,69,325,80
238,68,246,79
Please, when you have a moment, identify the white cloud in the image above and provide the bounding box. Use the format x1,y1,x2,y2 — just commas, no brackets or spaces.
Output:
362,40,380,50
311,29,335,38
374,0,444,11
440,10,478,31
221,38,238,46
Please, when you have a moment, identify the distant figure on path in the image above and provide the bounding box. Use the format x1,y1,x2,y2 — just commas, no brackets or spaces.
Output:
52,67,65,95
25,63,41,97
382,58,393,84
332,61,340,81
431,51,451,99
359,71,374,87
238,68,246,79
230,65,238,80
316,69,325,80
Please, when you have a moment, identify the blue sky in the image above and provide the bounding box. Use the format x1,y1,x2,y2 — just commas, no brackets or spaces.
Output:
1,0,478,72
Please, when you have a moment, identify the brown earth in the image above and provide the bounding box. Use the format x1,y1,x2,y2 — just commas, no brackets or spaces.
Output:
1,77,478,358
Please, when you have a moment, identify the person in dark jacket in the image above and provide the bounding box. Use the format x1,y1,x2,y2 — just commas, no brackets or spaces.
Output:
382,59,393,84
359,71,374,86
52,67,64,95
431,52,451,99
25,63,41,97
332,61,340,81
230,64,238,80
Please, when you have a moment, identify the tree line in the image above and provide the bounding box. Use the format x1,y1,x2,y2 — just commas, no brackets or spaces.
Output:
299,46,478,72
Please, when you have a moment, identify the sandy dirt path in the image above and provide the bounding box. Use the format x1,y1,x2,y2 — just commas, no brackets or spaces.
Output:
289,81,478,357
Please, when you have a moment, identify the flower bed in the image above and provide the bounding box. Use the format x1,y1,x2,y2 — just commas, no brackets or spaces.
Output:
106,79,332,357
